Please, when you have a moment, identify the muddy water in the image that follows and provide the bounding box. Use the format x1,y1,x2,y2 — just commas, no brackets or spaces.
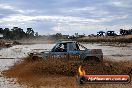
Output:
0,43,132,88
0,43,132,60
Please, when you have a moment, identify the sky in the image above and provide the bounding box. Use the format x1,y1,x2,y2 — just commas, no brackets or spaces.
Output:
0,0,132,35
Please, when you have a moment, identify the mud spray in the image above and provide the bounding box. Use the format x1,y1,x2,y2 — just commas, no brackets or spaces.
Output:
2,56,132,88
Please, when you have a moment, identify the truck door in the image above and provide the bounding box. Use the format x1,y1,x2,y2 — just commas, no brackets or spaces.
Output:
68,42,82,61
49,43,68,60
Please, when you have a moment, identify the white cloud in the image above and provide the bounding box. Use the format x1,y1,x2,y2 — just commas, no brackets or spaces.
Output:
1,13,127,24
0,4,14,10
0,3,36,14
111,1,131,8
62,6,110,18
89,9,109,17
63,6,96,13
112,1,123,7
0,14,111,23
16,9,36,14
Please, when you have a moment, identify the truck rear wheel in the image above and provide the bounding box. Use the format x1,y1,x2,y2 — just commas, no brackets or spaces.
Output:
31,56,42,61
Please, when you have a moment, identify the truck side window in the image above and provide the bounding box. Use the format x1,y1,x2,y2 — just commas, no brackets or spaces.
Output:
69,43,79,51
54,43,67,52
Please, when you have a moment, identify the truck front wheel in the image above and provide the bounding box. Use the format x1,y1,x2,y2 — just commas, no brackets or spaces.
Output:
83,56,100,63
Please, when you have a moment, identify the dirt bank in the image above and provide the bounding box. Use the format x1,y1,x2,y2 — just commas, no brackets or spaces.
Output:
0,39,12,47
3,57,132,88
0,39,20,48
77,35,132,43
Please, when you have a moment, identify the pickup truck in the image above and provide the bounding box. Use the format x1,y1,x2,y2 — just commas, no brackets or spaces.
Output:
29,41,103,62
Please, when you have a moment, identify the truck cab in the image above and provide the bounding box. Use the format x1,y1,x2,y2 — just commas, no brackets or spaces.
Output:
46,41,103,62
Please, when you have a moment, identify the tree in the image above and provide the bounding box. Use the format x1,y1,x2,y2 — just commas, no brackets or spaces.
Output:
75,33,79,38
35,32,39,37
0,27,38,39
10,27,26,39
3,28,11,39
26,28,35,37
56,33,62,37
0,28,3,34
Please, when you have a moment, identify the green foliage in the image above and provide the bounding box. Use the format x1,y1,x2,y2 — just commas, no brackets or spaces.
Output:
0,27,38,40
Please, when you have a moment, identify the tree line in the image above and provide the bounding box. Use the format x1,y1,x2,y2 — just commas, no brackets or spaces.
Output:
0,27,39,40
